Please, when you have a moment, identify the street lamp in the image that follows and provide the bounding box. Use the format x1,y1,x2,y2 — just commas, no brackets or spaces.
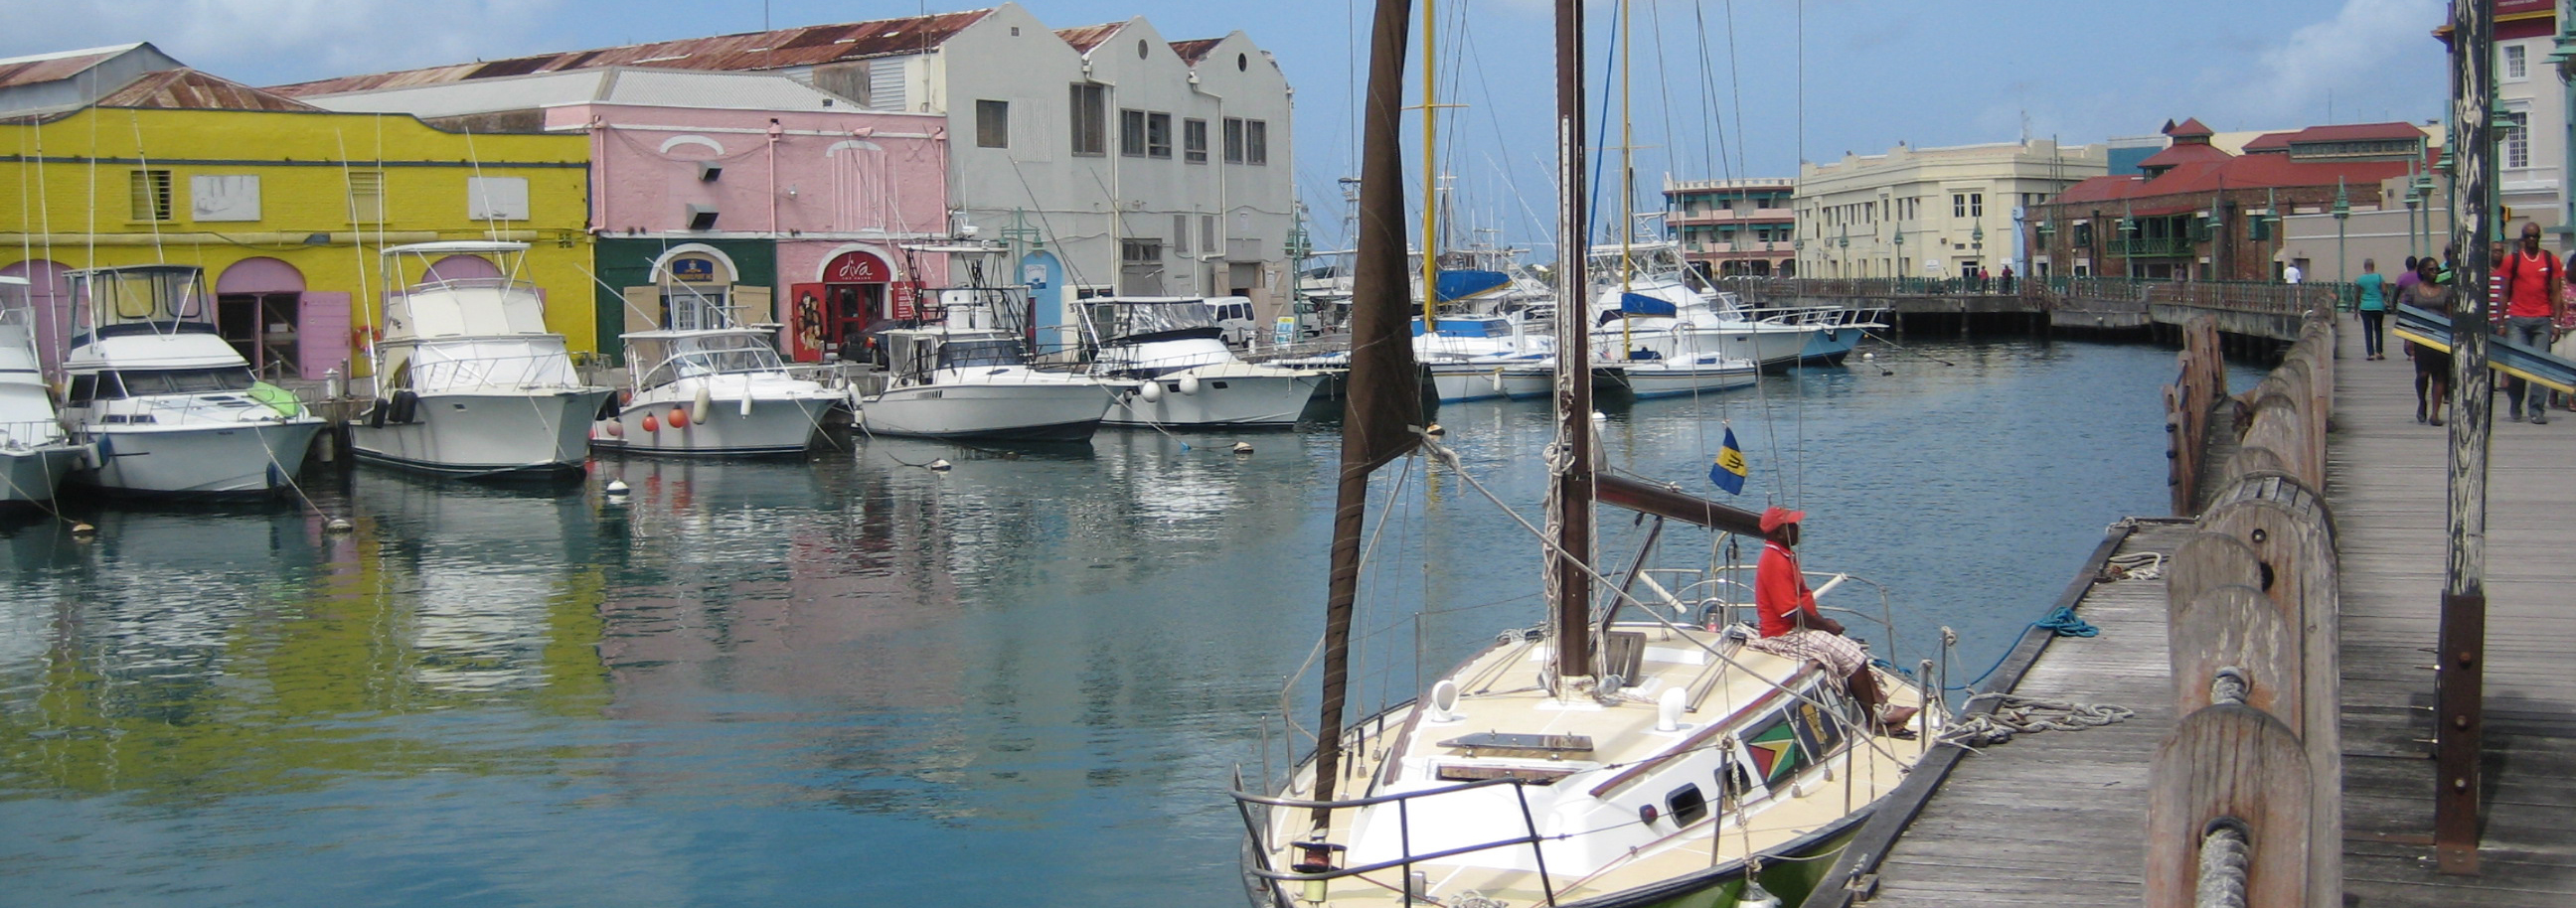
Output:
1892,228,1905,288
2334,178,2351,284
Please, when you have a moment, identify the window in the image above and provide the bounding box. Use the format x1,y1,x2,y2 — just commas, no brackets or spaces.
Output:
976,99,1009,148
1245,119,1268,165
1183,117,1208,163
1069,83,1107,156
1201,214,1216,252
1972,193,1984,218
1174,215,1193,256
1952,193,1967,219
2503,110,2531,169
1146,112,1172,158
1223,117,1245,163
2505,44,2528,80
1121,109,1148,157
348,169,385,223
1122,239,1163,262
129,169,172,222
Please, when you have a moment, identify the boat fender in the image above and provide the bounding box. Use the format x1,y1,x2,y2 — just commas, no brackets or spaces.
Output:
389,390,419,425
1138,381,1164,403
642,413,660,433
669,406,690,429
1177,375,1202,395
1425,679,1461,723
368,400,389,429
739,393,753,417
692,387,714,425
604,420,624,438
1736,881,1782,908
1656,687,1688,732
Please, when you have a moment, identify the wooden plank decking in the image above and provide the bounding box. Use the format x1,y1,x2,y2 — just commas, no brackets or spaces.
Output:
2330,335,2576,908
1853,521,2192,906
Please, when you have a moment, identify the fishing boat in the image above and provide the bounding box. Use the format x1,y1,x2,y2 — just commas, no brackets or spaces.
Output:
350,241,616,478
59,265,324,497
1077,296,1326,428
859,285,1120,442
1418,314,1556,401
594,285,840,456
1591,251,1817,374
1232,3,1929,905
0,276,86,504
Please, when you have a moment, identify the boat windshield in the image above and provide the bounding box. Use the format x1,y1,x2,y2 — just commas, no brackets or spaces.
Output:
936,338,1028,369
634,332,785,388
1084,300,1217,340
99,367,255,396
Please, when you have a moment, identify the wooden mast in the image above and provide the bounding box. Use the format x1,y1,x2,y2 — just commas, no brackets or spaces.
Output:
1420,0,1440,330
1311,0,1420,830
2433,0,2493,874
1547,0,1595,683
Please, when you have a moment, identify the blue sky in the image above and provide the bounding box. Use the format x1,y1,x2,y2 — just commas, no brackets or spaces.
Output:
6,0,2450,250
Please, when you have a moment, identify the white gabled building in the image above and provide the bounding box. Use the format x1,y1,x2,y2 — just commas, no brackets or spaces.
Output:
273,3,1297,355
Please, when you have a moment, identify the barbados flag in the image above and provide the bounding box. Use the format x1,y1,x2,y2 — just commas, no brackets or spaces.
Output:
1709,427,1748,495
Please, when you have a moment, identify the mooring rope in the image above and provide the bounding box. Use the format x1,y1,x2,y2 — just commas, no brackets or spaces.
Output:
1937,693,2135,748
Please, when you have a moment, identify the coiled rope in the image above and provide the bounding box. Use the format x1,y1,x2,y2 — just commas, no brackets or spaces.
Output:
1937,693,2135,748
2032,605,2100,639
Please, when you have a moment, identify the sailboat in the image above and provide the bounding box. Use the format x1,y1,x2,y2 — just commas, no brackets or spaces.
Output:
59,265,325,496
0,275,87,504
350,241,616,478
1232,2,1929,905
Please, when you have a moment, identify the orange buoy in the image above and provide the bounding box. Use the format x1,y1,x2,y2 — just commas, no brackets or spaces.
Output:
642,413,660,433
669,407,690,428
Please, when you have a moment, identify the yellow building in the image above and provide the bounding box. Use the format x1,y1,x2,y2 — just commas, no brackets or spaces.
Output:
1,49,592,378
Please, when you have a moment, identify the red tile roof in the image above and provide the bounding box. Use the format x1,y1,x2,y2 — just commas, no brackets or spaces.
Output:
1054,23,1126,55
2137,141,2230,170
2240,121,2425,154
271,9,995,96
95,69,320,112
1169,39,1223,65
0,44,140,90
2165,117,2214,139
2045,154,2423,217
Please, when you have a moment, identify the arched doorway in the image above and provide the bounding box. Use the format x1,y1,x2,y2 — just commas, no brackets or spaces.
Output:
790,249,893,363
1019,250,1064,355
216,257,306,378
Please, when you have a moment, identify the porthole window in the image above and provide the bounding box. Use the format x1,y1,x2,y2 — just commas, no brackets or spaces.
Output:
1237,53,1249,72
1666,784,1709,827
1138,39,1150,60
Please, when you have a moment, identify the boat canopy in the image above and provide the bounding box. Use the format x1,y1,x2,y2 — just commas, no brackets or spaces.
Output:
1434,268,1512,303
1080,297,1222,343
627,329,788,390
1412,316,1514,338
387,280,551,339
69,265,209,327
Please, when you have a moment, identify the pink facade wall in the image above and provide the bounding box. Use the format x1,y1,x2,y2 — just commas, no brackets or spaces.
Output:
551,103,949,240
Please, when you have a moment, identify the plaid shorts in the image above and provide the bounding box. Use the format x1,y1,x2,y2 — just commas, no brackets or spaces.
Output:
1748,628,1868,677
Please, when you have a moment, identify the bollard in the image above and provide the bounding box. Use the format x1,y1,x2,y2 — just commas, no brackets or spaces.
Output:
2146,703,2311,908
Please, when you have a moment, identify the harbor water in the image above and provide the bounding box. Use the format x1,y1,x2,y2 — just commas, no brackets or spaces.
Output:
0,338,2234,906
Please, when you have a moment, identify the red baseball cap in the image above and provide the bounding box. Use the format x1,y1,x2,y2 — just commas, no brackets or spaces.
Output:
1759,506,1805,533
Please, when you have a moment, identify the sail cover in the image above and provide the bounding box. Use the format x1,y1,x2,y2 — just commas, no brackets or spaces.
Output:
1619,292,1678,317
1434,268,1512,303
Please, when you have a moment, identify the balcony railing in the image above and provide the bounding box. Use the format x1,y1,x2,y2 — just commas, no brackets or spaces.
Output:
1669,207,1795,227
2109,235,2195,258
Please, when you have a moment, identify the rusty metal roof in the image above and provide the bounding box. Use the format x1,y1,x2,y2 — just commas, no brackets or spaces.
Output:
0,44,145,90
96,69,321,112
272,8,996,96
1054,23,1126,55
1168,39,1223,66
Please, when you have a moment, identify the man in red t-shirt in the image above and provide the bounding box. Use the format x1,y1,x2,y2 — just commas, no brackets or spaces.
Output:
1749,506,1917,736
2497,222,2566,423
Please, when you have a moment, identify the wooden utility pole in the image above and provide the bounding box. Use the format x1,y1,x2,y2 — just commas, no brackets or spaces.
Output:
2434,0,2494,875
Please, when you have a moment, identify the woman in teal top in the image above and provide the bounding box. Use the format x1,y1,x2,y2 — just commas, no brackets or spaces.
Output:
2354,257,2389,360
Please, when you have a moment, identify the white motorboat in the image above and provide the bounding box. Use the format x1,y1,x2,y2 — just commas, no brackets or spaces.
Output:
1417,314,1553,402
1076,297,1325,427
0,276,85,504
1592,272,1815,372
60,266,323,497
859,288,1118,442
351,241,615,479
595,306,839,456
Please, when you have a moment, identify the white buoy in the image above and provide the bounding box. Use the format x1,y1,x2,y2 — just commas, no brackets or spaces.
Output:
1861,351,1876,361
1231,441,1254,454
1177,375,1203,395
927,458,953,472
1424,423,1446,437
1656,686,1688,732
325,517,354,533
691,387,714,425
71,522,96,537
1139,381,1165,403
605,479,631,501
1591,410,1608,421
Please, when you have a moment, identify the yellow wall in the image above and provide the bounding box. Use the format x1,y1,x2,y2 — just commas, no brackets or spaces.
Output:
0,105,594,356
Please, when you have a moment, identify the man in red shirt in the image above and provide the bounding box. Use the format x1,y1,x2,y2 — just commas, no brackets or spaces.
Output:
2497,222,2565,423
1749,506,1918,736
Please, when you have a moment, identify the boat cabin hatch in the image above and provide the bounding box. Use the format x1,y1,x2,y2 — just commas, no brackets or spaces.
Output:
1436,731,1596,756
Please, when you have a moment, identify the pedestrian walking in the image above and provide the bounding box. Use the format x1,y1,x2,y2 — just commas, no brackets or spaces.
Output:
2354,258,2390,360
2398,258,2453,425
2001,263,2015,294
2496,222,2563,423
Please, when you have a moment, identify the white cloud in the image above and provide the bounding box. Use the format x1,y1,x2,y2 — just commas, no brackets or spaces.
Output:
1,0,564,86
2210,0,2446,126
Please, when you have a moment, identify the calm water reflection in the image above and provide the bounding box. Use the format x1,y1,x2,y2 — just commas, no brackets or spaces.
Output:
0,338,2237,906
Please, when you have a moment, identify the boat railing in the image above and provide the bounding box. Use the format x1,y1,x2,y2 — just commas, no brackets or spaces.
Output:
396,277,539,299
81,391,306,429
385,351,593,395
1229,766,1562,908
0,418,72,449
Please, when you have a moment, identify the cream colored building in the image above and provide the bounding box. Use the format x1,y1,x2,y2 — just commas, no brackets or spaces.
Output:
1795,139,2107,280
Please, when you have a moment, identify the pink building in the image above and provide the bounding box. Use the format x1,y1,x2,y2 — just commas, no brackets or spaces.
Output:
304,68,949,359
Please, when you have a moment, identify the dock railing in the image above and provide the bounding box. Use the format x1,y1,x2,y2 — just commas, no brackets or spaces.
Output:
2163,316,2228,516
2150,314,2339,908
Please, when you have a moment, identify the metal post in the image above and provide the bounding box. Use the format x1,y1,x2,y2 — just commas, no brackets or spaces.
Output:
2435,0,2495,875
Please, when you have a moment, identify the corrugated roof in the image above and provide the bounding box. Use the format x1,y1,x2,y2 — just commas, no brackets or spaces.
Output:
95,69,321,112
0,43,144,90
1169,38,1223,65
1055,23,1126,55
273,8,995,96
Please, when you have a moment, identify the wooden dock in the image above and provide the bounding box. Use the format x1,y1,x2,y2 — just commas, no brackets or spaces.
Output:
1805,324,2576,907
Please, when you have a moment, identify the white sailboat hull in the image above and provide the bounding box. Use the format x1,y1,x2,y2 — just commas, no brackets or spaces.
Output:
1104,368,1321,427
73,419,324,496
351,387,613,477
862,379,1113,441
